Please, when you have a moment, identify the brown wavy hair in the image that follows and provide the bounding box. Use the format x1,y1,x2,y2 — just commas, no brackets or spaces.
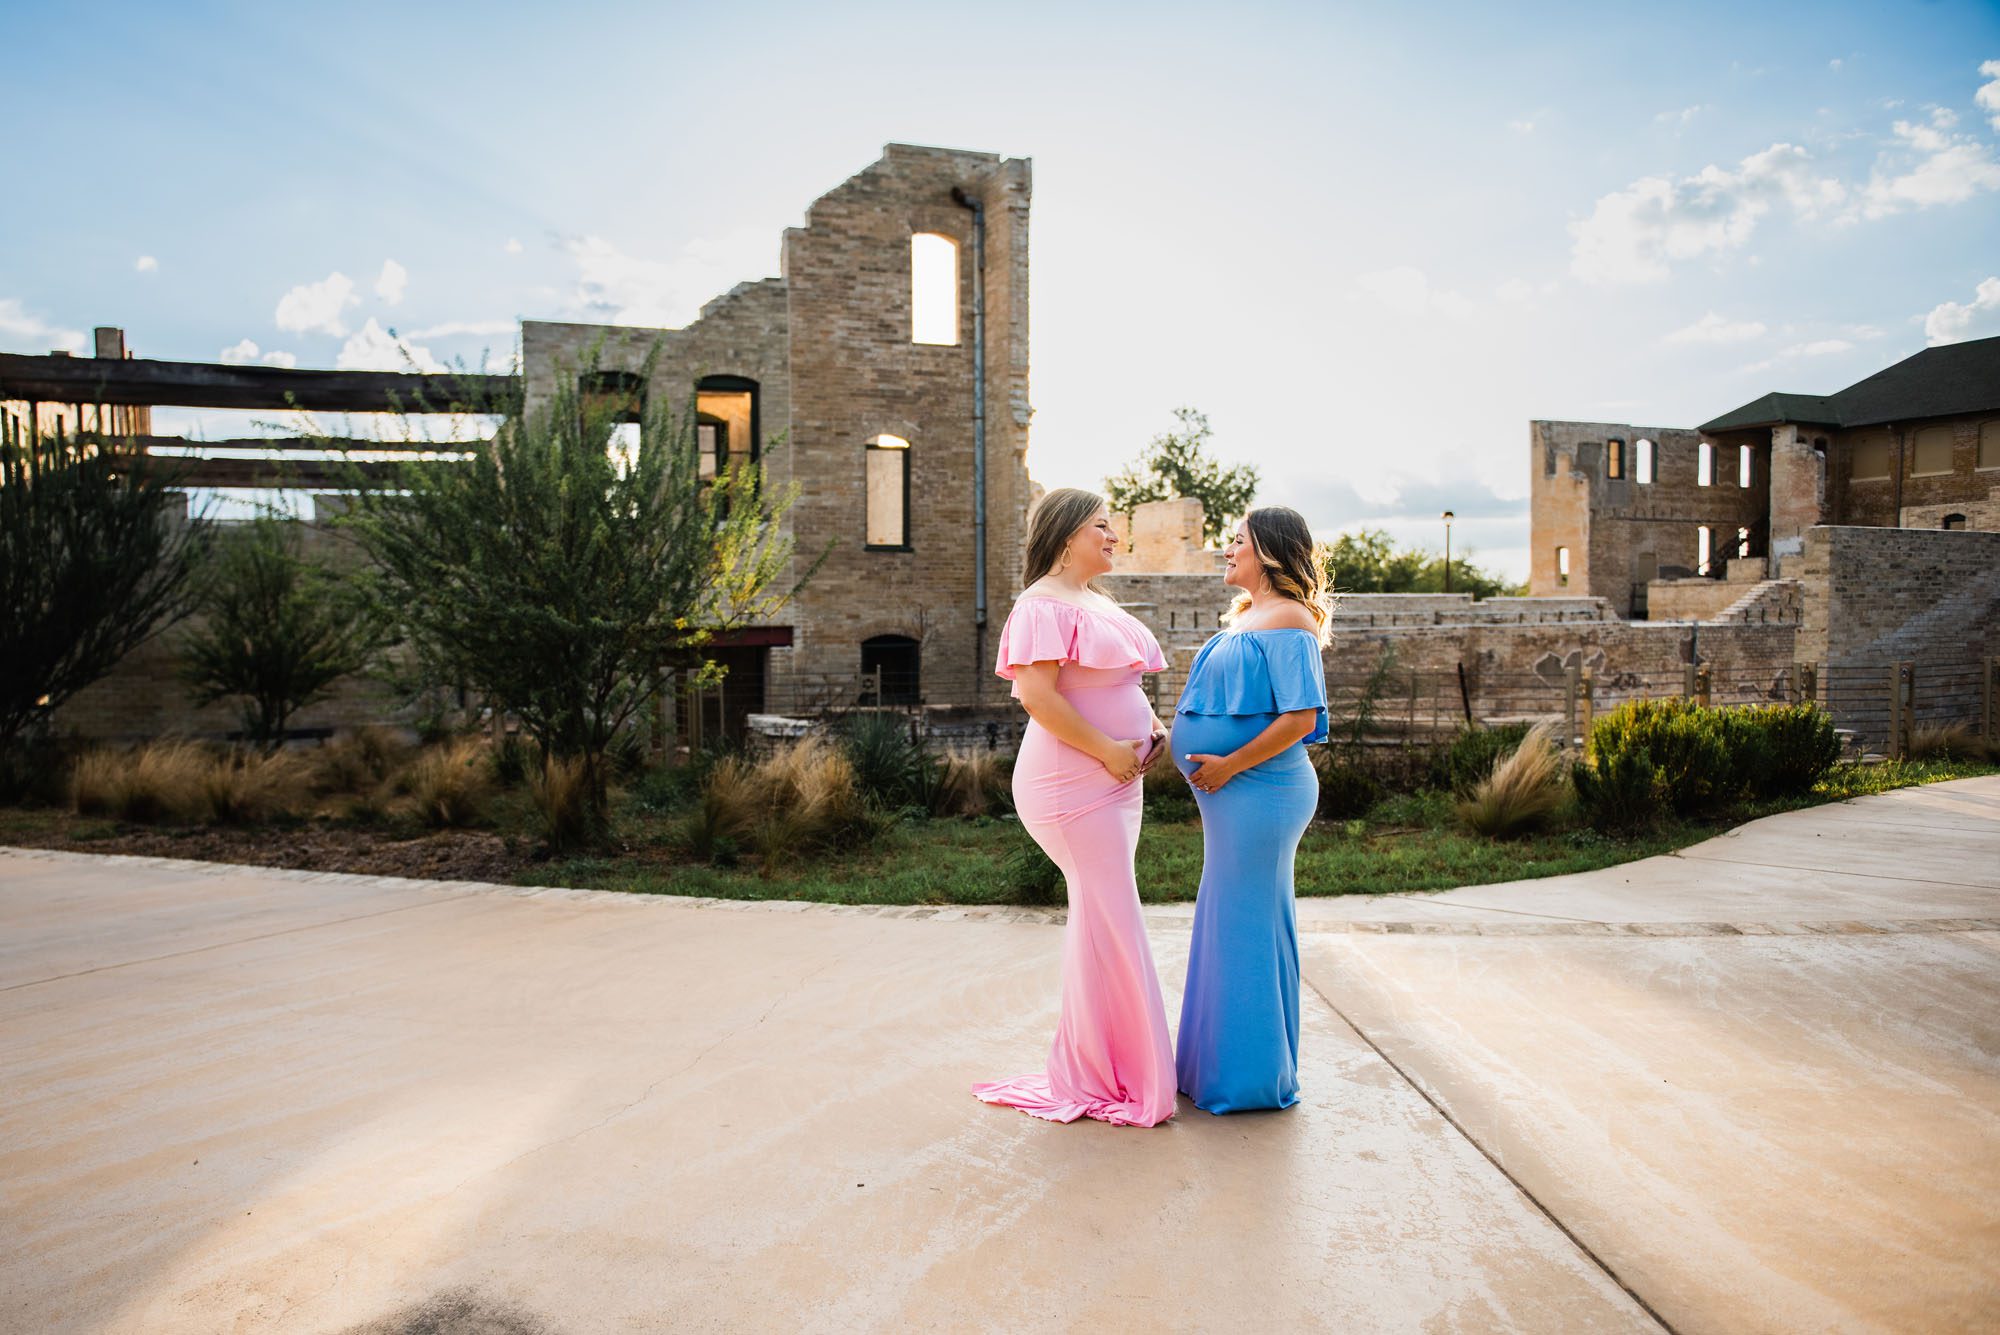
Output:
1023,487,1113,592
1227,505,1333,644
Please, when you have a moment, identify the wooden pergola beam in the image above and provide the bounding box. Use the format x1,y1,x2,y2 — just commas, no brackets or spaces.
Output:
81,432,485,455
0,353,516,413
115,455,435,489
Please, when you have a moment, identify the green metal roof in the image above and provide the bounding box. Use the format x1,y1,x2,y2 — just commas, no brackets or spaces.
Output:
1698,334,2000,433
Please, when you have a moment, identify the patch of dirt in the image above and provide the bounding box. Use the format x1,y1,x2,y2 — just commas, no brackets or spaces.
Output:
2,815,531,884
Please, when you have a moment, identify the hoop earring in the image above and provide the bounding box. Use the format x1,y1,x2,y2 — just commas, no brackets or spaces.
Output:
1059,550,1072,571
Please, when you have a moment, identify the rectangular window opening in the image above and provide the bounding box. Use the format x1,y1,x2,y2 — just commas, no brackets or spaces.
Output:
866,434,910,547
910,233,960,346
1697,525,1712,576
1555,545,1570,587
1737,444,1753,487
1635,438,1655,485
1697,441,1714,487
1606,439,1625,479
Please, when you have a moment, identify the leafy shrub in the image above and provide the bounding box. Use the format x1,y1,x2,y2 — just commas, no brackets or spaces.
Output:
403,737,493,828
1457,722,1564,838
1446,722,1532,796
1571,747,1661,833
488,733,536,787
1585,697,1728,816
1002,829,1065,907
837,713,926,806
605,727,650,781
1313,753,1384,820
530,754,596,851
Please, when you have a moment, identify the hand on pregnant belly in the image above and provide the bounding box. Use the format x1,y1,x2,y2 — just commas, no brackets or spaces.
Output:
1183,753,1236,793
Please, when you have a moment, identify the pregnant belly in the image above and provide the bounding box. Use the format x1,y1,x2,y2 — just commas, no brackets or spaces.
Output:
1172,712,1311,776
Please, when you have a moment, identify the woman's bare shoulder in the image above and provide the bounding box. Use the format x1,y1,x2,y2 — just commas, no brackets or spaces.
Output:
1263,599,1323,632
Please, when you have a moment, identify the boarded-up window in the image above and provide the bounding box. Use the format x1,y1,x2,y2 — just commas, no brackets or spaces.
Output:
1635,438,1655,484
866,434,910,547
1911,425,1954,475
1980,420,2000,470
1606,439,1625,479
1850,437,1891,481
910,234,959,345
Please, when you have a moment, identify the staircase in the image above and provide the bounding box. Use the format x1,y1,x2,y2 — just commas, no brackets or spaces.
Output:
1714,579,1802,625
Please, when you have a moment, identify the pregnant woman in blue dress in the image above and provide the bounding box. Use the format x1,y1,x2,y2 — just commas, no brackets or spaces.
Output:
1174,506,1330,1113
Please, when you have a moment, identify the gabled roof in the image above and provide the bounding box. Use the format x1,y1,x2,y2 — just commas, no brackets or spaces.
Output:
1699,334,2000,433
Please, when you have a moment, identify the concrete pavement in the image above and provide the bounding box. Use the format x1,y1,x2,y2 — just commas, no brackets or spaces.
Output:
2,777,1995,1333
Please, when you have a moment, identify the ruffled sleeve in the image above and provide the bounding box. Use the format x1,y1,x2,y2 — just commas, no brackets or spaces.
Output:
1257,630,1329,744
1175,629,1329,744
994,598,1167,680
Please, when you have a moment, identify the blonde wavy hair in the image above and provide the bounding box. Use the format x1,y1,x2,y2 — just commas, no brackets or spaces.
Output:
1227,505,1333,645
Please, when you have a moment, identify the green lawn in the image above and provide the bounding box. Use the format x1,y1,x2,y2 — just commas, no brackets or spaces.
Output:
517,759,1993,906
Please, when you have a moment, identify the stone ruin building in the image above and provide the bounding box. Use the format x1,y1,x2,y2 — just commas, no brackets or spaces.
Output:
4,144,1995,755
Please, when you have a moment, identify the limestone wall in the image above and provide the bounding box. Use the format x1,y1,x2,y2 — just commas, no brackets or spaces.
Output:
1794,525,2000,667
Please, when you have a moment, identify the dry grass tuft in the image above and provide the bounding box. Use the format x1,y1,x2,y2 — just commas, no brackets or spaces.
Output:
932,748,1008,818
71,741,310,824
1908,723,1996,764
402,737,493,828
310,726,415,796
682,738,881,869
1457,721,1565,838
530,755,595,851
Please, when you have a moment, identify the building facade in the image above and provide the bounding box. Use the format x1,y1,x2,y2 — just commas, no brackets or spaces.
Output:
520,144,1035,735
1531,336,2000,615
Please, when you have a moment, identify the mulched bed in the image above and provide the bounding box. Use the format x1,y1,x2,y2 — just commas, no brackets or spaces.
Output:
1,815,531,884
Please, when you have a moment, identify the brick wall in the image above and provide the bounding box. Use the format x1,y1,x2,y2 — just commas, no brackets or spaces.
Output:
1794,524,2000,666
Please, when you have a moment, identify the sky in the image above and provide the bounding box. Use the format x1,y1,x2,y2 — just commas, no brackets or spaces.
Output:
5,0,1999,579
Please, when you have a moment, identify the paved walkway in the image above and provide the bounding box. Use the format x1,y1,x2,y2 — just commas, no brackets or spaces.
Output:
3,778,1995,1333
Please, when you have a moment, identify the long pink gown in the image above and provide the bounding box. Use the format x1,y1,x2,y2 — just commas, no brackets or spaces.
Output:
972,596,1178,1128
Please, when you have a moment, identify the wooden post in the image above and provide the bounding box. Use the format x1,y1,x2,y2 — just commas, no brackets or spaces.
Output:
1985,656,1999,745
1795,662,1817,706
1579,667,1595,747
1694,664,1712,709
1565,664,1580,748
1456,661,1473,725
1889,661,1914,759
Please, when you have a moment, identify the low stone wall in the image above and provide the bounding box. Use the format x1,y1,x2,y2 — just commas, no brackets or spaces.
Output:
1795,525,2000,666
1646,578,1741,624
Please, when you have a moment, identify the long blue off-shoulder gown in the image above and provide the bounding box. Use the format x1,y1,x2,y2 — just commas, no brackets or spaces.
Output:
1172,628,1329,1113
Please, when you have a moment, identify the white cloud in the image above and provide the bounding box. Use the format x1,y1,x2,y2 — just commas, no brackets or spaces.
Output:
503,237,524,255
1654,105,1704,127
374,259,408,306
1790,338,1853,356
1354,266,1475,320
1923,276,2000,345
563,226,775,328
134,255,158,273
1979,59,2000,131
0,297,84,354
1664,311,1768,344
275,272,358,336
1855,109,2000,219
220,338,300,368
1508,119,1536,135
1829,58,1843,72
403,319,516,340
336,318,444,373
1569,143,1845,284
1493,277,1537,304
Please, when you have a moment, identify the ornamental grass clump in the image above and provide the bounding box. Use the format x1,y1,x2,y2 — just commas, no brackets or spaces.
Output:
1909,722,1996,764
681,737,884,869
530,754,596,852
310,725,414,796
402,736,493,828
71,741,215,824
1457,722,1564,838
199,749,311,825
1446,721,1532,797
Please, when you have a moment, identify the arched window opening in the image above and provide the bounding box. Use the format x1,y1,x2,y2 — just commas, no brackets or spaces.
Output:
1697,441,1714,487
1942,513,1968,530
910,233,959,346
1606,439,1625,479
1910,424,1953,476
1738,444,1753,488
861,634,921,705
866,434,911,549
1635,438,1655,485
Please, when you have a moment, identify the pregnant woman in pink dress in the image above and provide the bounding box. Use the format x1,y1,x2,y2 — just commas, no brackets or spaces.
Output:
972,488,1178,1128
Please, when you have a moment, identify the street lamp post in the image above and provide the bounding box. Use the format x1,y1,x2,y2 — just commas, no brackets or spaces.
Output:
1441,510,1455,594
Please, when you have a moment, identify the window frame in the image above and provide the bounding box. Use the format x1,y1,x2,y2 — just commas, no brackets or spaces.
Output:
1978,420,2000,471
864,434,913,552
1909,424,1955,477
1606,438,1625,480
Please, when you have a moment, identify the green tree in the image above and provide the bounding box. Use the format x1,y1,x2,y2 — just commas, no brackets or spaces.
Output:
1,424,207,770
337,344,821,838
1103,408,1259,546
180,513,386,750
1323,528,1522,598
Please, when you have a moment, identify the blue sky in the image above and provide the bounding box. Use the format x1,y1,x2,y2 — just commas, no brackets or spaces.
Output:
5,0,1999,578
